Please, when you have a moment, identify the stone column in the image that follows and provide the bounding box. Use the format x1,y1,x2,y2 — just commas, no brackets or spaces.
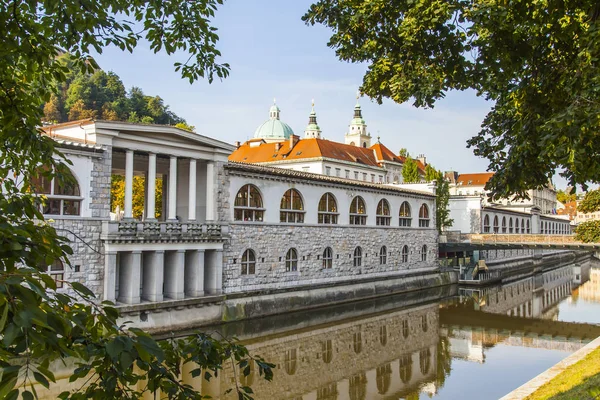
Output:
168,156,178,221
142,250,164,302
204,249,223,295
146,153,157,221
206,161,215,221
185,249,205,297
118,251,142,304
188,159,197,221
124,150,134,219
164,250,185,299
103,251,118,302
182,362,203,392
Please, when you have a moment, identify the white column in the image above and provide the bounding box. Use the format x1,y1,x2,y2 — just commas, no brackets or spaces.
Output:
206,161,215,221
164,250,185,299
118,251,142,304
142,250,164,302
185,249,204,297
168,156,178,221
103,251,118,302
124,150,134,219
204,249,223,295
188,159,197,221
146,153,157,221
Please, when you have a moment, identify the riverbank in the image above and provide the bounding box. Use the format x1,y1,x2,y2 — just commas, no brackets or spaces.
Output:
500,335,600,400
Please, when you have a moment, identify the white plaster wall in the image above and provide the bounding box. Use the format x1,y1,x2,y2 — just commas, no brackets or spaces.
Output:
57,153,94,218
448,196,481,233
228,175,435,227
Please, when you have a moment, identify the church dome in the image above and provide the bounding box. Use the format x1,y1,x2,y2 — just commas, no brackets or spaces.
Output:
254,101,294,141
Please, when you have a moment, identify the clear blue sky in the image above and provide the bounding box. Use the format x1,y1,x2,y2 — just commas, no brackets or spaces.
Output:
93,0,518,181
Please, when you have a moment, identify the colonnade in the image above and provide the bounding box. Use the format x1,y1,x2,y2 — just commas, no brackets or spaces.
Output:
104,248,223,304
122,150,215,222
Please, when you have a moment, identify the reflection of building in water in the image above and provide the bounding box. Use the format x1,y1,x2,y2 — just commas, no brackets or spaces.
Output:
458,265,574,320
207,304,440,400
574,268,600,302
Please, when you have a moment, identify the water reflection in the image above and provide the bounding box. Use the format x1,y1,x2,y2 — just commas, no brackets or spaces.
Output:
37,263,600,399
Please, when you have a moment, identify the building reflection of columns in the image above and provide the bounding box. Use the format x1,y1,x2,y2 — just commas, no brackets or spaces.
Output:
124,150,134,219
146,152,157,221
206,161,215,221
168,155,178,221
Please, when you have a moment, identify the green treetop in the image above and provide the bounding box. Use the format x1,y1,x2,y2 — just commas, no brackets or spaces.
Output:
402,157,420,183
304,1,600,199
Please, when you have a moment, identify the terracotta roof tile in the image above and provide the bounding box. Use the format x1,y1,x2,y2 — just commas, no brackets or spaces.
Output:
370,142,426,173
457,172,494,186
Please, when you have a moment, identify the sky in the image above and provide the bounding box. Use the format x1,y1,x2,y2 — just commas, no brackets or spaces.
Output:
93,0,504,180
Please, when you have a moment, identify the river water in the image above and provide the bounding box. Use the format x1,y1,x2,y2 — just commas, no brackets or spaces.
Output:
200,263,600,400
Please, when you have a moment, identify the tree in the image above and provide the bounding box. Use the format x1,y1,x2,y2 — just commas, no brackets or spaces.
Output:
578,189,600,213
402,157,420,183
436,174,454,232
557,189,577,205
303,1,600,199
398,148,410,158
424,164,439,182
575,189,600,242
0,0,272,398
175,122,196,132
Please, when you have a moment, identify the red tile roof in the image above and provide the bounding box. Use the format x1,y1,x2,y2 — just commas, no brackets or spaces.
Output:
457,172,495,186
370,142,426,172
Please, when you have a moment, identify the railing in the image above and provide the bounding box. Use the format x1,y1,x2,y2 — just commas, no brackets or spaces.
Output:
459,269,501,283
102,220,228,239
443,233,587,246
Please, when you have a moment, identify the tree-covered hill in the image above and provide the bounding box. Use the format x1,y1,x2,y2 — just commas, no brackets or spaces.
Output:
43,55,192,129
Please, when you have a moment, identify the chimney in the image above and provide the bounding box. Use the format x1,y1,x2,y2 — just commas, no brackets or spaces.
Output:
275,142,281,152
417,153,427,166
289,135,299,149
234,141,241,148
444,171,459,183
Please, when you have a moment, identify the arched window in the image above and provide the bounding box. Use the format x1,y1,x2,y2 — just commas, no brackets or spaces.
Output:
348,373,367,400
379,246,387,265
393,175,400,184
379,325,388,346
353,332,362,354
399,201,412,227
421,315,428,332
376,199,391,226
401,245,409,263
285,248,298,272
526,219,530,233
376,364,392,395
322,247,333,269
502,216,507,233
402,320,409,338
280,189,304,223
349,196,367,225
509,218,513,233
419,349,431,375
32,167,81,216
483,214,490,233
234,185,264,221
45,259,65,288
322,340,333,363
515,218,520,234
399,355,412,384
418,204,430,227
239,360,255,387
493,216,499,233
522,219,526,233
421,245,427,262
284,349,297,375
241,249,256,275
318,193,338,224
353,247,362,267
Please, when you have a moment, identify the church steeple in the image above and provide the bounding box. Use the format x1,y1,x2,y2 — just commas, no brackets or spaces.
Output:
344,92,371,147
304,99,322,139
269,98,280,119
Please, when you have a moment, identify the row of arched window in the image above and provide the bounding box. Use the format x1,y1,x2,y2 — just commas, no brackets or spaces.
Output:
483,214,570,234
238,245,429,275
32,167,82,216
234,185,431,227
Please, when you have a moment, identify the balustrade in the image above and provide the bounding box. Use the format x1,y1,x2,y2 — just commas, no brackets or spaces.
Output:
107,220,227,239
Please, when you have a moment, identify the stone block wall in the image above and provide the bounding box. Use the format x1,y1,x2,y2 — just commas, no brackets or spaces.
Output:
216,161,230,223
88,145,112,219
223,224,438,293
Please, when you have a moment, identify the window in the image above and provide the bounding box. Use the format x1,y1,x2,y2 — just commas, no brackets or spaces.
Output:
325,166,331,176
393,175,400,184
335,168,341,177
399,355,412,384
515,218,520,234
420,349,431,375
379,246,387,265
371,174,375,182
353,247,362,267
318,193,338,224
234,185,264,221
362,173,367,181
280,189,304,223
502,217,507,233
526,219,530,233
399,201,412,227
285,248,298,272
483,214,490,233
379,325,388,346
509,218,513,233
323,247,333,269
493,216,499,233
401,245,409,263
402,319,409,338
376,364,392,395
239,361,255,387
241,249,256,275
349,373,367,400
376,199,391,226
45,259,65,288
421,315,428,332
284,349,297,375
322,340,333,363
349,196,367,225
354,171,359,180
32,167,81,216
418,204,430,227
345,170,350,179
379,175,383,183
421,245,427,262
353,332,362,353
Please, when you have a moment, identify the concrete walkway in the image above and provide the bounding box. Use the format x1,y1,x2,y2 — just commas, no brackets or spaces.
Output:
500,335,600,400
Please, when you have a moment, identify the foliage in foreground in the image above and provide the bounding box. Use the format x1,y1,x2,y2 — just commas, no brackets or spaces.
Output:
304,0,600,199
575,220,600,243
1,0,273,398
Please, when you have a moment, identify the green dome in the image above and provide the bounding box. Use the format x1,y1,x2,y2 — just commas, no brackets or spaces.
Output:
254,102,294,140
